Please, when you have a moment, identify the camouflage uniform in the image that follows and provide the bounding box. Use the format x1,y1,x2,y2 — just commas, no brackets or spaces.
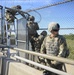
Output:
27,16,39,38
27,21,39,51
40,22,69,75
6,5,21,23
31,31,47,68
27,16,39,65
27,21,39,38
34,31,47,52
27,16,39,51
41,35,68,75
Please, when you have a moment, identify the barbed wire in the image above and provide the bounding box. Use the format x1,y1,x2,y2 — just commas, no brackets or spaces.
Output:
26,0,74,12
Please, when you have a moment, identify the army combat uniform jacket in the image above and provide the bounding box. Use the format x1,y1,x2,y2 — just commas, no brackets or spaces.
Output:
40,35,68,66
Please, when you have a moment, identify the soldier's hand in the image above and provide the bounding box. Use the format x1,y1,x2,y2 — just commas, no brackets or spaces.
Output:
51,61,56,64
51,60,62,66
39,57,45,63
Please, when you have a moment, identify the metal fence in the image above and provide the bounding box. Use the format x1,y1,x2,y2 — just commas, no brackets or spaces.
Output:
17,18,27,49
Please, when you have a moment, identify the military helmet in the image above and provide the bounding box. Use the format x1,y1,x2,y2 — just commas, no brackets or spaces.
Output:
16,5,21,9
41,31,47,36
28,16,35,21
48,22,60,32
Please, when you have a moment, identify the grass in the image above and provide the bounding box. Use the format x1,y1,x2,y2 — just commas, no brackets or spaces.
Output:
64,34,74,60
66,39,74,60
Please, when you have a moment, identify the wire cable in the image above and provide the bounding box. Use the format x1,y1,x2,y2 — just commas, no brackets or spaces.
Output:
26,0,74,12
33,10,42,23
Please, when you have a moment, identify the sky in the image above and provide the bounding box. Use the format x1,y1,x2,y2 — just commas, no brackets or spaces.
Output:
0,0,74,34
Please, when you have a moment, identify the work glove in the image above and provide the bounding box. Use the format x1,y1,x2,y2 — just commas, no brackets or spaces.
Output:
51,60,62,67
38,57,45,63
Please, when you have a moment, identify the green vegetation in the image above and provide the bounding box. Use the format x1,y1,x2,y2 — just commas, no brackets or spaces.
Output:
64,34,74,60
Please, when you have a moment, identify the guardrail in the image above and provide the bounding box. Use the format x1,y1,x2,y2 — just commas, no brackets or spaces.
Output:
11,48,74,75
14,55,70,75
13,48,74,65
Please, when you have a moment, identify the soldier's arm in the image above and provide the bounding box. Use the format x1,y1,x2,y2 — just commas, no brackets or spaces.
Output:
51,36,68,65
39,38,46,63
40,37,46,54
58,36,68,57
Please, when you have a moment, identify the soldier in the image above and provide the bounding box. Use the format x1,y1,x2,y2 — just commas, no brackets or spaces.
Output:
27,20,39,38
28,16,35,22
40,22,69,75
34,31,47,52
27,16,39,51
35,31,47,67
6,5,21,23
30,31,47,68
27,16,39,65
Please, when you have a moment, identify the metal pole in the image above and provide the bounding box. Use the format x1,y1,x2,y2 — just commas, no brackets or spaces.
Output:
16,19,18,46
14,55,70,75
39,28,74,30
26,20,29,50
1,6,4,45
7,36,11,58
25,0,74,12
17,40,26,43
13,48,74,65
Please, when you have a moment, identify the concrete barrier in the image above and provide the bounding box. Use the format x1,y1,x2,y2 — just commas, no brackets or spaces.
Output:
1,57,42,75
8,62,42,75
65,64,74,75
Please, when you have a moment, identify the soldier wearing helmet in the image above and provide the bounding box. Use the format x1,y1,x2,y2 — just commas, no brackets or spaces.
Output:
40,22,69,75
27,16,39,37
15,5,21,9
33,31,47,52
6,5,21,23
31,31,47,67
28,16,35,21
27,16,39,51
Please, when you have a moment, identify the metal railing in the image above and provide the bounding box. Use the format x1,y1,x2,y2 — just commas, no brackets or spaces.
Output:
13,48,74,65
11,48,74,75
14,55,70,75
17,40,26,43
